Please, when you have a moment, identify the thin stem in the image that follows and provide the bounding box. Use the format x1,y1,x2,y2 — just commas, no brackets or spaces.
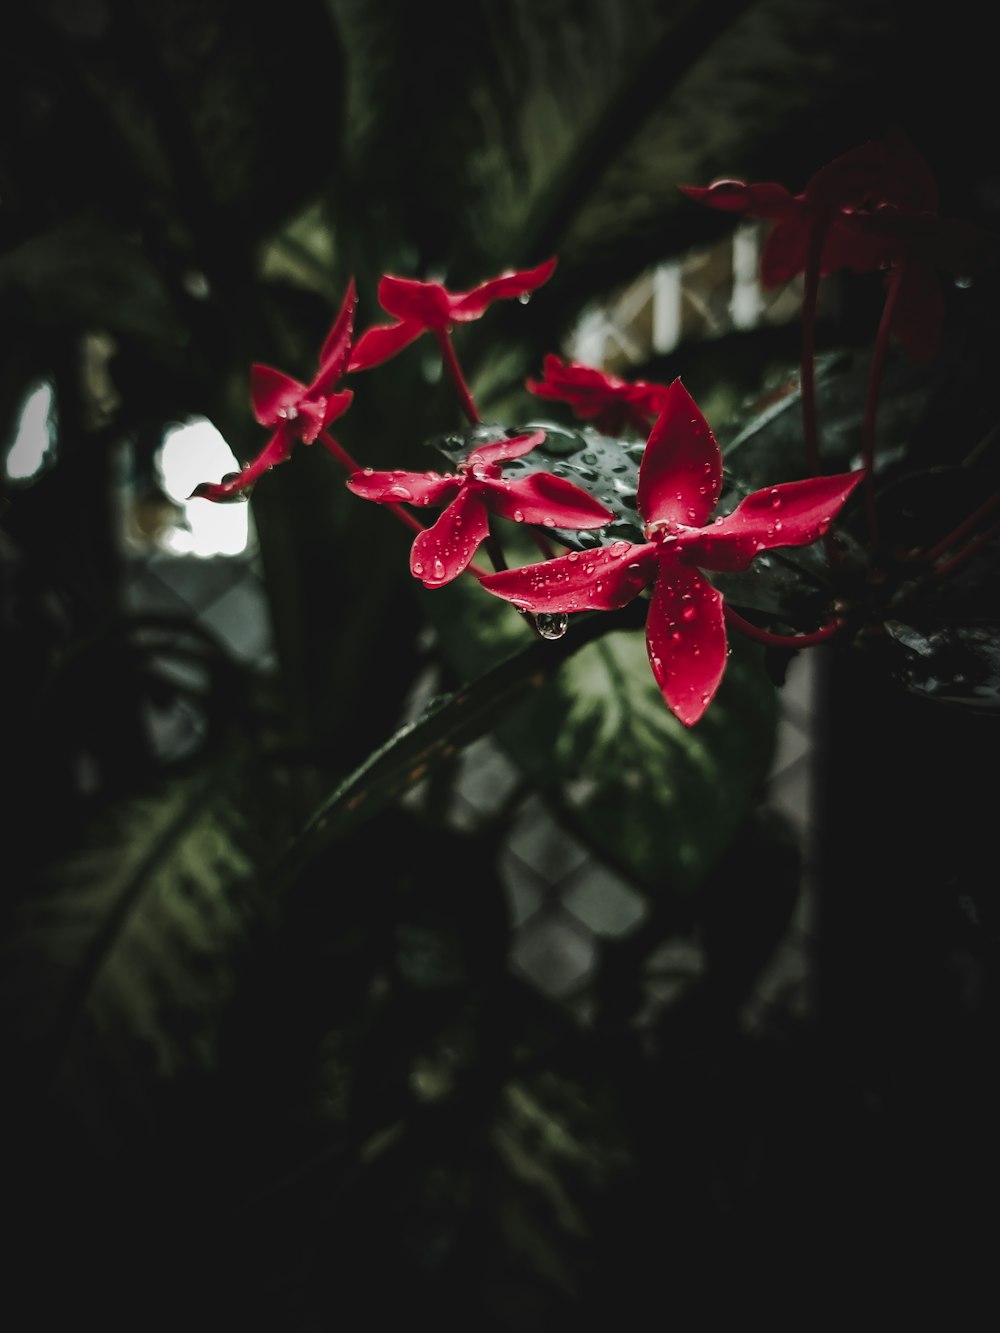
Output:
861,261,906,549
800,214,833,477
317,428,365,474
923,488,1000,563
929,516,1000,582
435,328,480,424
724,603,844,648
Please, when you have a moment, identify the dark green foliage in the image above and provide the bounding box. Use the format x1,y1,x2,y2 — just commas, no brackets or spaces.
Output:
2,2,998,1329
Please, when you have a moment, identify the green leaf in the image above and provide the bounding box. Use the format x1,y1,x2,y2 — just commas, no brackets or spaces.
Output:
1,753,292,1134
424,570,778,898
0,219,184,344
278,611,626,882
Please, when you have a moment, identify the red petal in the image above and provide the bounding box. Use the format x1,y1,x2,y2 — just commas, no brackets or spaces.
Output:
312,278,357,390
889,261,944,364
189,425,294,500
409,487,491,586
482,472,613,528
820,215,892,276
249,364,306,426
469,429,546,468
480,541,655,613
645,562,727,726
320,388,354,428
346,469,460,506
377,276,451,326
449,257,557,321
637,380,722,528
348,319,424,371
679,181,794,220
760,219,810,287
682,470,864,571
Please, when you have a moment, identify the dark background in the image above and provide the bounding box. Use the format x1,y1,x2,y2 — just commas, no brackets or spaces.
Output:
2,2,998,1328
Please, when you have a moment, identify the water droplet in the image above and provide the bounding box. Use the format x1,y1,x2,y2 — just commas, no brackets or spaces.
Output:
518,291,531,304
413,561,424,575
513,509,525,522
386,484,412,501
432,558,445,580
769,488,781,508
682,605,696,622
363,466,374,475
535,612,568,639
774,519,782,531
542,517,555,527
568,551,580,562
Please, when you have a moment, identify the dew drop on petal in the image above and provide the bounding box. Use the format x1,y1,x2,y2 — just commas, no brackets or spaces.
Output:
413,561,424,575
513,509,525,522
386,484,412,501
432,558,446,580
682,605,696,622
568,551,580,562
363,466,374,475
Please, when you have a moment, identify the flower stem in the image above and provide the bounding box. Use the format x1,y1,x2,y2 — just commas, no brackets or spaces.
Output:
928,516,1000,582
923,488,1000,563
861,261,906,549
317,429,364,474
800,214,832,477
724,603,844,648
435,328,480,424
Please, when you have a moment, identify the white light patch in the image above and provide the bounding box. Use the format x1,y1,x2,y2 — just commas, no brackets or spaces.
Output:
157,418,250,557
6,381,56,482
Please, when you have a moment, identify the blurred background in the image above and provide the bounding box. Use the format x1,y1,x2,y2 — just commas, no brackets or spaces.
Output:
2,2,998,1328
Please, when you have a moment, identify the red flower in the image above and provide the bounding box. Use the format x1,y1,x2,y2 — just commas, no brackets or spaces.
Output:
346,429,613,588
480,380,863,726
680,130,993,362
679,132,917,288
526,354,672,435
192,280,357,501
347,259,558,372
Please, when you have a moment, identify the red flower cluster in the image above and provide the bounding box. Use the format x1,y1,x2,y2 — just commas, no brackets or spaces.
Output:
480,381,862,726
346,430,612,588
681,128,993,363
526,354,672,435
192,280,357,501
348,260,558,373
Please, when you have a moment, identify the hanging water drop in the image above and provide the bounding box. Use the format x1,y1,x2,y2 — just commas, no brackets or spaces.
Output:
535,612,569,640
